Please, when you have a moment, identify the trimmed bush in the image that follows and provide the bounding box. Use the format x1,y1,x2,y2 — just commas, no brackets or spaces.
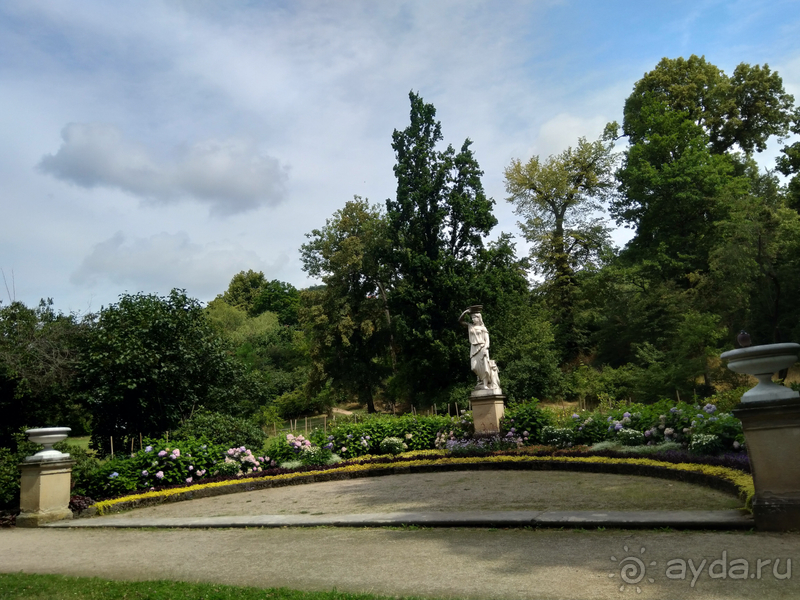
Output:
379,437,407,455
172,411,265,450
617,428,646,447
540,426,574,448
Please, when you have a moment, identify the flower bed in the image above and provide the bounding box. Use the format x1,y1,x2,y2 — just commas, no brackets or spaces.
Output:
90,450,753,516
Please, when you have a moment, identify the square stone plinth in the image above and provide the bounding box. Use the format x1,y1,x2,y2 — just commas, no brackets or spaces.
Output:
734,400,800,531
17,458,74,527
472,395,505,433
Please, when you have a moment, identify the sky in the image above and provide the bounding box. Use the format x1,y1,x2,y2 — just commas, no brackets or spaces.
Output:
1,0,799,314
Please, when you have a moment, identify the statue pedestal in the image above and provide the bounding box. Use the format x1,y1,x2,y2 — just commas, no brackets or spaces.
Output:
17,458,74,527
471,390,505,433
733,400,800,531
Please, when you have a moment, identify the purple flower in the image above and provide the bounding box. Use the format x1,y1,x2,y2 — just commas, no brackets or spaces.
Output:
670,407,678,413
141,470,149,476
572,413,580,419
188,465,194,471
614,423,623,431
644,430,651,437
109,472,119,479
158,450,167,457
704,403,717,414
186,477,193,483
623,412,631,418
145,446,153,453
155,471,164,479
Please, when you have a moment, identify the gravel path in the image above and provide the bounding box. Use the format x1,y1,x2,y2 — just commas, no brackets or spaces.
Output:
2,469,786,600
105,470,742,520
2,527,799,599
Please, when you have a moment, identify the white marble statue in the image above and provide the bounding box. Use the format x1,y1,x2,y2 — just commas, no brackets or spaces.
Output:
459,307,501,392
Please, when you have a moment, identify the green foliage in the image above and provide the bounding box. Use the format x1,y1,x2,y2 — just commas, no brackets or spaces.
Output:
617,428,646,447
0,300,90,447
689,433,724,456
0,447,18,507
172,411,265,450
79,289,255,455
490,302,563,402
251,280,301,325
504,136,617,357
379,437,408,455
216,270,268,314
384,92,526,406
623,55,794,154
501,400,553,442
298,445,335,466
300,198,392,413
539,426,575,448
316,413,470,458
75,437,277,499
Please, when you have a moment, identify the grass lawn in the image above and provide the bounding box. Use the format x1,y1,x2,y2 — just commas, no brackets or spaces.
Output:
0,573,436,600
65,436,91,451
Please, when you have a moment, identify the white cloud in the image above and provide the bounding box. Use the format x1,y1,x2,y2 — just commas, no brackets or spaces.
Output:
70,231,284,300
534,113,611,157
38,123,288,216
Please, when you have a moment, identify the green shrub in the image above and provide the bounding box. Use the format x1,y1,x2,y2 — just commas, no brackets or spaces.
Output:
379,437,407,455
501,400,552,443
617,428,646,447
570,412,613,445
316,414,468,458
0,447,19,508
172,411,265,450
78,437,246,499
689,433,724,456
539,426,574,448
299,446,334,466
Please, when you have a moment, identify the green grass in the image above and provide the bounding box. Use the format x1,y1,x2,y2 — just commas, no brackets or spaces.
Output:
65,436,91,451
0,573,440,600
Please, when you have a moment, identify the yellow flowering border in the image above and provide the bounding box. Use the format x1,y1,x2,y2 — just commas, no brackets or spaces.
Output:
91,453,754,516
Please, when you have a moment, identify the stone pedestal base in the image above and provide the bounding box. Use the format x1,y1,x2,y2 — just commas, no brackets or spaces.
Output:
471,394,505,433
17,458,74,527
733,400,800,531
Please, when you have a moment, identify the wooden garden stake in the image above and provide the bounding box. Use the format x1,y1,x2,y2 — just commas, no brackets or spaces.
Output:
139,433,143,450
305,416,308,433
110,436,114,458
323,415,327,431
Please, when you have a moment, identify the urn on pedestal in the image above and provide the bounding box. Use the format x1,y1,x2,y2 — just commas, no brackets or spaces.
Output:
721,343,800,531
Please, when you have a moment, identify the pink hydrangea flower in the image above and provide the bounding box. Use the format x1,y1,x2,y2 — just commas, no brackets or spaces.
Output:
185,477,192,483
155,471,164,479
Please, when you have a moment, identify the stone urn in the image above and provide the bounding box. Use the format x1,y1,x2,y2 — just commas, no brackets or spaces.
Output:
721,343,800,531
24,427,72,462
17,427,74,527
